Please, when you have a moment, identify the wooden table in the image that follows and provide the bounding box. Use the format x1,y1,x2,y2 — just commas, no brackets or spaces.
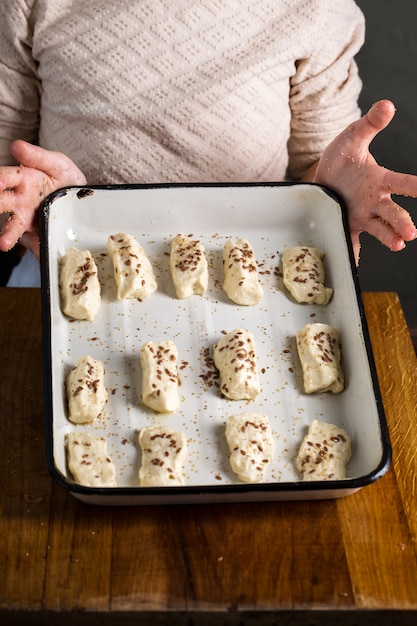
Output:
1,288,416,626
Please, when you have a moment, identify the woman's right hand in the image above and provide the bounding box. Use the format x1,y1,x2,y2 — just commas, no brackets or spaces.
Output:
0,140,86,259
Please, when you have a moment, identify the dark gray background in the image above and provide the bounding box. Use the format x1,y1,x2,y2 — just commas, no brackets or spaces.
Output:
356,0,417,326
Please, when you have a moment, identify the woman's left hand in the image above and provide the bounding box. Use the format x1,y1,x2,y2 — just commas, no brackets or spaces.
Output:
314,99,417,264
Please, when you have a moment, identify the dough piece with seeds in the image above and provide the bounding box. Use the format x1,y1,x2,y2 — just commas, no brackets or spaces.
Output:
226,412,274,483
296,323,344,394
296,419,351,481
282,246,333,305
139,426,187,486
213,329,260,400
222,237,263,305
140,340,180,413
108,232,157,300
66,431,117,487
170,233,208,298
59,247,101,320
66,355,107,423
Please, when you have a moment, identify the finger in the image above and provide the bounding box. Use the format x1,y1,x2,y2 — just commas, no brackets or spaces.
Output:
0,212,26,252
20,231,40,260
10,140,66,180
365,99,396,132
383,167,417,200
355,99,397,144
375,198,417,242
344,100,395,155
10,140,86,186
322,100,397,169
0,166,24,192
350,232,361,266
0,190,16,217
363,216,408,252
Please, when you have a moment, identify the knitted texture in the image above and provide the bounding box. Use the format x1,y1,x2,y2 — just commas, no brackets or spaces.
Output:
0,0,364,183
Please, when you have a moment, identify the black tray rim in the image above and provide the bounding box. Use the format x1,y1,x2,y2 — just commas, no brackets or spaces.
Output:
39,181,391,503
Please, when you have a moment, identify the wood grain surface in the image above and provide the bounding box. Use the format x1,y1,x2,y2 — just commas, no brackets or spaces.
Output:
0,288,416,626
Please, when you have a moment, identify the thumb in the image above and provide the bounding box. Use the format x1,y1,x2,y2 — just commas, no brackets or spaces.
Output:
324,99,397,168
9,140,86,186
356,99,397,144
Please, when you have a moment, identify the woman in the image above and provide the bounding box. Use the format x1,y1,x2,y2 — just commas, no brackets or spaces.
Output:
0,0,415,284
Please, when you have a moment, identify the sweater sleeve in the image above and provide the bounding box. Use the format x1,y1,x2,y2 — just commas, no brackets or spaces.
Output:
287,0,365,180
0,0,40,164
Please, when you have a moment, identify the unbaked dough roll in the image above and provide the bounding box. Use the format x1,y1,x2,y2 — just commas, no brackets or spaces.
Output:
66,355,108,423
282,246,333,305
66,431,117,487
140,340,180,413
59,247,101,321
222,237,263,305
138,426,187,486
296,323,344,394
170,233,208,298
225,413,274,483
213,329,260,400
296,419,351,481
108,232,157,300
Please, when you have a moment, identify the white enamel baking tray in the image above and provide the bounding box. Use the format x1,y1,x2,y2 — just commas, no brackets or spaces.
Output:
40,183,390,505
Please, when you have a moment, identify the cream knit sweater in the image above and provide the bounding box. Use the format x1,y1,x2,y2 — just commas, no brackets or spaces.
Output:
0,0,364,184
